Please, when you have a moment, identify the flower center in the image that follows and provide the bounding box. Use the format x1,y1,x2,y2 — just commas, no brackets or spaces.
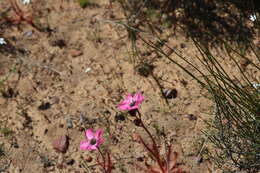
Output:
90,138,97,145
130,101,136,107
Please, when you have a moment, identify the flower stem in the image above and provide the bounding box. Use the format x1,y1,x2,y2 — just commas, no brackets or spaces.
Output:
136,109,165,172
97,148,109,173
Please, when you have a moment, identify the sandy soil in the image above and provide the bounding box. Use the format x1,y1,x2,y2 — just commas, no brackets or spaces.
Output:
0,0,258,173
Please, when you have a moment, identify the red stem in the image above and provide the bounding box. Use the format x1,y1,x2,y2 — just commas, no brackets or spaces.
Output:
106,152,112,173
97,148,109,173
136,110,165,172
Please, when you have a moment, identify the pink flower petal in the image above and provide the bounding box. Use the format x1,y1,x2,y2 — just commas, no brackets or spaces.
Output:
88,145,98,150
85,129,94,140
80,140,91,150
133,92,144,104
117,92,144,111
80,129,104,151
118,100,129,105
117,93,140,111
118,103,131,111
95,129,103,139
96,137,104,145
124,94,134,103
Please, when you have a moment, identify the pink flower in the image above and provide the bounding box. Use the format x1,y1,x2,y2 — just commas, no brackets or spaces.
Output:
80,129,104,151
117,92,144,111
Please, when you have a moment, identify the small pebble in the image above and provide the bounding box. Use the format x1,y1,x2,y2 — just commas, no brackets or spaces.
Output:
114,113,125,122
180,79,188,87
23,30,33,37
137,156,144,162
13,142,19,148
78,127,85,132
52,135,69,153
79,113,86,125
132,133,141,143
162,14,168,20
133,119,142,127
46,166,55,171
253,83,260,89
2,87,17,98
38,102,51,110
70,49,83,57
249,14,257,22
44,129,48,134
66,159,75,165
136,63,154,77
50,39,66,48
180,43,186,48
187,114,197,121
110,136,119,145
50,96,60,104
66,117,73,128
162,88,177,99
84,67,91,73
85,155,93,162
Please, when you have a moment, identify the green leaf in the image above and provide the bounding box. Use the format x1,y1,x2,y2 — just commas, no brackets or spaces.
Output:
78,0,89,8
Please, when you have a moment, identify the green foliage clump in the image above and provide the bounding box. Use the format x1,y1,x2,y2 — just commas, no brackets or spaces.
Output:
78,0,90,8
